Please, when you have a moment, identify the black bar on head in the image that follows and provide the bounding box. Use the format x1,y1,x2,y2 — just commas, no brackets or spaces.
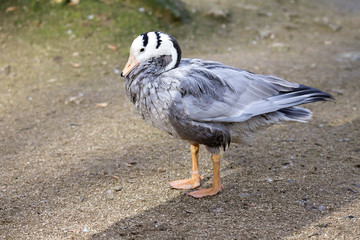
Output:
155,31,162,49
168,34,182,68
141,32,149,47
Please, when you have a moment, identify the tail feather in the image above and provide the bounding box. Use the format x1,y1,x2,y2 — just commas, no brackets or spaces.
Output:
278,107,312,122
274,84,334,106
229,85,333,144
269,85,333,122
241,84,333,121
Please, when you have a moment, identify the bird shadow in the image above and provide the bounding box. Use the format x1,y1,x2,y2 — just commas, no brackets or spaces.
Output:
89,119,360,240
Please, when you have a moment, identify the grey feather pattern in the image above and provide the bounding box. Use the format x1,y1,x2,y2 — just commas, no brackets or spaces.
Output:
125,57,333,153
172,59,331,123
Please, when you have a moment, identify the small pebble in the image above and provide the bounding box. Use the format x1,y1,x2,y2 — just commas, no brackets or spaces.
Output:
113,186,122,192
332,89,344,95
270,42,285,49
114,68,120,75
213,207,223,213
346,187,358,193
338,138,349,142
317,223,329,228
238,193,250,197
257,11,272,17
266,177,273,183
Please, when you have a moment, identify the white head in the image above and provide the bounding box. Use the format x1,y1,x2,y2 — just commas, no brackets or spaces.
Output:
121,31,181,77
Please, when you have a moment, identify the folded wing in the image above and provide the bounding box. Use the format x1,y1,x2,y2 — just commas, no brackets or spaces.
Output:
172,59,333,123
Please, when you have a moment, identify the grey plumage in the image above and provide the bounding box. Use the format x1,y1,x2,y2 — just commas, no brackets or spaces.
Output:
123,32,333,154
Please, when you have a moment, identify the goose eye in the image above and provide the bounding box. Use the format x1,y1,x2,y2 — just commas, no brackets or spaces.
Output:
140,48,145,53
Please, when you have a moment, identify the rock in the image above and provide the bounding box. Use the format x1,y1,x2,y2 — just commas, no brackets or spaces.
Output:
313,17,342,32
335,51,360,63
65,92,84,105
328,23,342,32
258,29,273,39
257,10,272,17
310,63,317,69
0,65,11,75
284,12,299,21
270,42,285,50
284,23,298,30
332,89,344,95
203,9,231,21
236,3,258,11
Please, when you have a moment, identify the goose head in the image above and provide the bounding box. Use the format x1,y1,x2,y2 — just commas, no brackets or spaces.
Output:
121,31,181,77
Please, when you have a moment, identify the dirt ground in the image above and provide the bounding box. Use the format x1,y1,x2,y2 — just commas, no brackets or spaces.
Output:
1,0,360,239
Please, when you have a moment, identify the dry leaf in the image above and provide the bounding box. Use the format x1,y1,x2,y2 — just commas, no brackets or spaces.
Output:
68,0,80,6
70,63,81,68
324,40,333,45
108,45,117,50
124,162,137,167
6,7,17,12
96,102,109,108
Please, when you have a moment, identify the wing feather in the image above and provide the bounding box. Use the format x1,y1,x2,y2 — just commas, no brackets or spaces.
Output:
165,59,332,123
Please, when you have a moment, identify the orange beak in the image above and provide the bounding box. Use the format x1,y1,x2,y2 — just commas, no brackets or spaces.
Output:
121,55,140,77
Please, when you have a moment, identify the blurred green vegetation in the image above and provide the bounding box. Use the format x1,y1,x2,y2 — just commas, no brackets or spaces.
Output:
139,0,189,22
0,0,189,57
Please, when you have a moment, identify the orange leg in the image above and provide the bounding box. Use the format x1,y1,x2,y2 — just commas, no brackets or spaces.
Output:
188,153,223,198
169,144,203,189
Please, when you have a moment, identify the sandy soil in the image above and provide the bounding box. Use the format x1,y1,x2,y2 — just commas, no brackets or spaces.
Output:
1,0,359,239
